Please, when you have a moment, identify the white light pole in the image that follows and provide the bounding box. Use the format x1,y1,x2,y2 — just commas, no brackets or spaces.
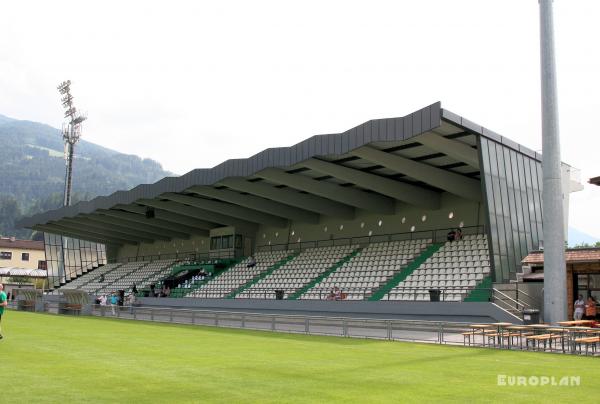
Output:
539,0,567,323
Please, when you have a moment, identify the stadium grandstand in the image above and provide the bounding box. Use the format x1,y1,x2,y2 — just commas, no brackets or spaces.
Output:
17,102,583,322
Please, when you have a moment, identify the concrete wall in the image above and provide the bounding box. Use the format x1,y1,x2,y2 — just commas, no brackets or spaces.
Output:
137,297,521,323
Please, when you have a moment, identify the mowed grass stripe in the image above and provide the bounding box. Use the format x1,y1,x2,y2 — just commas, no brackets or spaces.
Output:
1,310,597,403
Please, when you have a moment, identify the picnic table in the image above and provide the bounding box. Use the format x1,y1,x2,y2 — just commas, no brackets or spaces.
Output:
557,320,596,327
464,324,495,347
488,323,515,348
505,325,535,349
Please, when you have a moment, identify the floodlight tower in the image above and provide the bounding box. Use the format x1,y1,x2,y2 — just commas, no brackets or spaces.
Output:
57,80,87,207
539,0,567,323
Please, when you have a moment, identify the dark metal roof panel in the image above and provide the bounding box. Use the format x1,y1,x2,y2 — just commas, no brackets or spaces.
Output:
21,101,538,228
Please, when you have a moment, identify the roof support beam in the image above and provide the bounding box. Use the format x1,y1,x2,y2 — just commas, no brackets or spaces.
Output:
300,158,440,209
137,199,258,231
34,224,134,245
33,225,124,246
61,217,170,242
111,205,221,230
49,220,153,243
59,218,161,242
186,186,320,224
350,146,482,201
218,177,354,220
417,132,480,169
96,209,208,237
161,193,288,228
255,168,395,214
82,215,191,240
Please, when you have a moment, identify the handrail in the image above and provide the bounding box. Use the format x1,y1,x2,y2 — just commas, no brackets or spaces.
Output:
106,225,486,264
492,288,531,311
256,225,485,253
145,285,483,302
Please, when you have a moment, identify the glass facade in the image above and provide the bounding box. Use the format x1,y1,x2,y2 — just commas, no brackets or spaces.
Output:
480,138,543,283
44,233,106,288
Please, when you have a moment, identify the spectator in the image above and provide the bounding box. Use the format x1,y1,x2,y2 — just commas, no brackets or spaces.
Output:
455,228,463,240
99,274,105,283
247,256,257,268
132,284,138,295
585,295,597,320
447,229,456,242
326,289,335,301
334,287,342,301
574,294,585,320
110,293,118,316
128,293,136,314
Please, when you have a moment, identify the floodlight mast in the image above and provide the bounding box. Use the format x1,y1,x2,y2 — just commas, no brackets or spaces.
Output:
539,0,567,323
57,80,87,207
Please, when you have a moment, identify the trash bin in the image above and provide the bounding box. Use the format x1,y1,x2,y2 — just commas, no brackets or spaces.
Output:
428,289,441,302
275,290,284,300
522,309,540,324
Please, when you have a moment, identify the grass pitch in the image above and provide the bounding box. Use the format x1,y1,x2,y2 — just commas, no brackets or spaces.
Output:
2,310,598,403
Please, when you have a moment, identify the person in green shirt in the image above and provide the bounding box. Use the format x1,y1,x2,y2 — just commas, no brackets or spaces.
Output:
0,283,7,339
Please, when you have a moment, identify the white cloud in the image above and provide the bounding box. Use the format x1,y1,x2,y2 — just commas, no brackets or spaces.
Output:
1,0,599,237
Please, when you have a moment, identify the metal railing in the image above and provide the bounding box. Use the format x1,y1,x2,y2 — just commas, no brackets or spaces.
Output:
158,286,485,302
108,250,236,264
256,226,486,253
31,302,599,355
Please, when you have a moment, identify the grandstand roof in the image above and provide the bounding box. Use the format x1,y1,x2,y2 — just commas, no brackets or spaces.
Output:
522,248,600,265
18,102,542,246
0,238,44,251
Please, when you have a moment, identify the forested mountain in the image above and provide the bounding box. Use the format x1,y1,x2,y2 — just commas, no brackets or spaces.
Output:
0,114,172,239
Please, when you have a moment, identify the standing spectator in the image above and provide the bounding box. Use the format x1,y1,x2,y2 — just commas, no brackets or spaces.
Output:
110,293,118,316
574,294,585,320
585,295,597,320
128,293,136,314
99,294,107,316
247,256,257,268
455,228,463,240
0,284,7,339
132,284,138,295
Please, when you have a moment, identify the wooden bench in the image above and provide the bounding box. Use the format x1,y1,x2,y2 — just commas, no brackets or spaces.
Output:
485,332,530,347
64,303,83,315
462,330,496,346
525,334,563,351
574,336,600,355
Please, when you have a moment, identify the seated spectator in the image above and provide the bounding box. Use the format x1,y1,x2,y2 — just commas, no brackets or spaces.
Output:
447,230,456,242
247,256,257,268
326,289,335,301
455,228,463,240
334,287,342,301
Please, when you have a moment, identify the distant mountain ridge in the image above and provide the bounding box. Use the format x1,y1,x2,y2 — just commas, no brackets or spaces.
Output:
0,113,172,238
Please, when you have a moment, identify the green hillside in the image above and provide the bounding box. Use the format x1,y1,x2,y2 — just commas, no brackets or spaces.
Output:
0,114,172,239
